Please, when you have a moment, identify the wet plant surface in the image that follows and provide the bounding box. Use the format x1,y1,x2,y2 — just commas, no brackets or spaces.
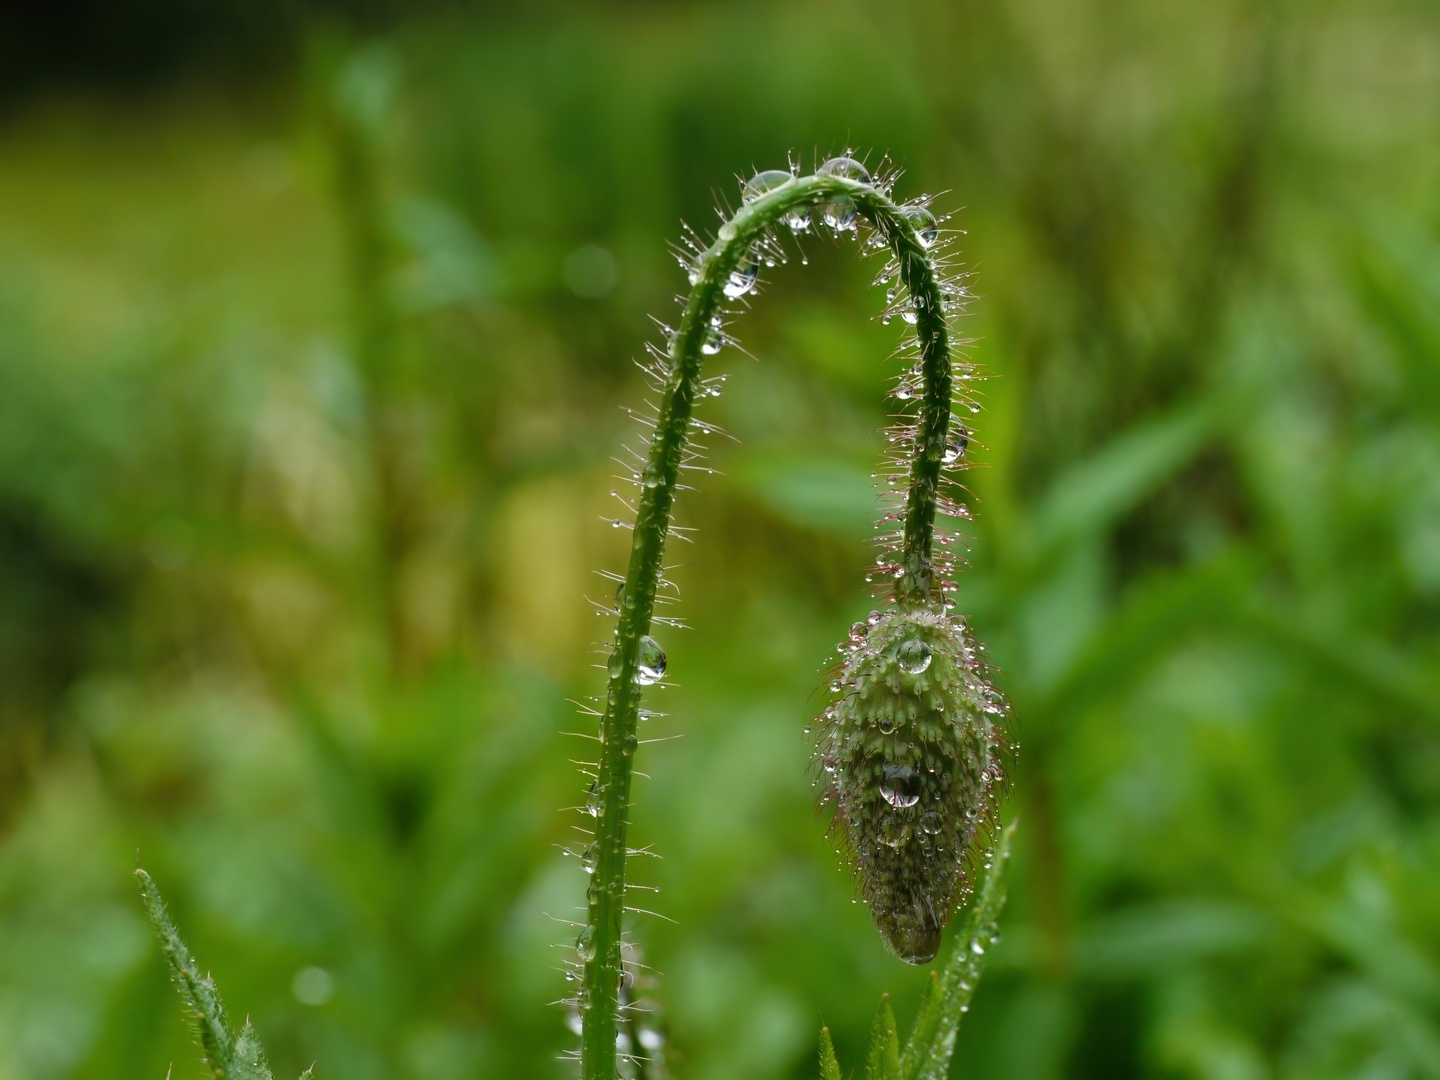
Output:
2,2,1440,1078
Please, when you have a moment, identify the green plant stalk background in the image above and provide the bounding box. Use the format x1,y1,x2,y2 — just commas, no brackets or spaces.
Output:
584,172,953,1077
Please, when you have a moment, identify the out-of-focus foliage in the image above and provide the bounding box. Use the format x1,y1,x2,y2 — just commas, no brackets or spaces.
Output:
1,2,1439,1078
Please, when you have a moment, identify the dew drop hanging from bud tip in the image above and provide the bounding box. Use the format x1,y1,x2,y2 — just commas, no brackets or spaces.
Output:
636,635,667,684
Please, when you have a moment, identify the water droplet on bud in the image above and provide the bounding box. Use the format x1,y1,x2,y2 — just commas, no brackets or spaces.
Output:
880,764,921,808
897,639,933,674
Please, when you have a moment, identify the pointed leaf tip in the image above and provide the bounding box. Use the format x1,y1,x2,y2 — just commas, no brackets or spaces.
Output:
867,995,900,1080
819,1026,843,1080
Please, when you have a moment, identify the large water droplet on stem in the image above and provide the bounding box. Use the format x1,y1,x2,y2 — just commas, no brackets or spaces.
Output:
576,924,597,962
943,426,969,465
817,156,869,232
723,254,758,299
742,169,793,203
902,206,939,246
636,635,666,684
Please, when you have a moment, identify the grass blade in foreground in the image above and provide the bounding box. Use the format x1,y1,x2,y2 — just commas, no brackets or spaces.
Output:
898,820,1015,1080
137,868,312,1080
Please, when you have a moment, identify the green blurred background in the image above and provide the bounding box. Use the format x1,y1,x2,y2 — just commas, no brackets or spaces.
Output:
3,0,1440,1077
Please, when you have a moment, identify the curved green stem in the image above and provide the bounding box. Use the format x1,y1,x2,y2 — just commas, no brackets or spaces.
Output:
580,171,956,1080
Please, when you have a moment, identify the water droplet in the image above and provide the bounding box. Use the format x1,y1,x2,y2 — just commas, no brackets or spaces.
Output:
849,620,868,641
817,156,871,184
877,715,897,735
822,197,856,231
919,810,944,835
742,168,793,202
970,938,986,956
701,329,723,355
581,844,598,873
785,204,811,232
880,817,910,847
902,206,939,246
723,255,758,299
897,639,932,674
880,764,921,808
567,1011,584,1035
902,310,918,325
815,159,868,233
611,519,624,528
576,924,598,962
638,1027,664,1052
943,428,969,465
636,635,666,684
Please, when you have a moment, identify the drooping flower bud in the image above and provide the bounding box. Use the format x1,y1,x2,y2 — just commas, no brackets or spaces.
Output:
815,606,1006,963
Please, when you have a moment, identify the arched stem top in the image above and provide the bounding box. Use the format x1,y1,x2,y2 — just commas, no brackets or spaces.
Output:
579,167,961,1080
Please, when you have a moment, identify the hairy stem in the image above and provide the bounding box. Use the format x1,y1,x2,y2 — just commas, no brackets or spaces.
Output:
581,170,955,1080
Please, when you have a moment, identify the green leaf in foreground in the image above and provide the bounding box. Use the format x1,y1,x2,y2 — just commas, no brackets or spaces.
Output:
136,867,312,1080
819,1027,843,1080
866,996,900,1080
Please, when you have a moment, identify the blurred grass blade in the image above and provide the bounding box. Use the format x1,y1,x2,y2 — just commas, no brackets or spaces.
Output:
897,820,1016,1080
1032,402,1215,552
866,995,900,1080
136,868,281,1080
